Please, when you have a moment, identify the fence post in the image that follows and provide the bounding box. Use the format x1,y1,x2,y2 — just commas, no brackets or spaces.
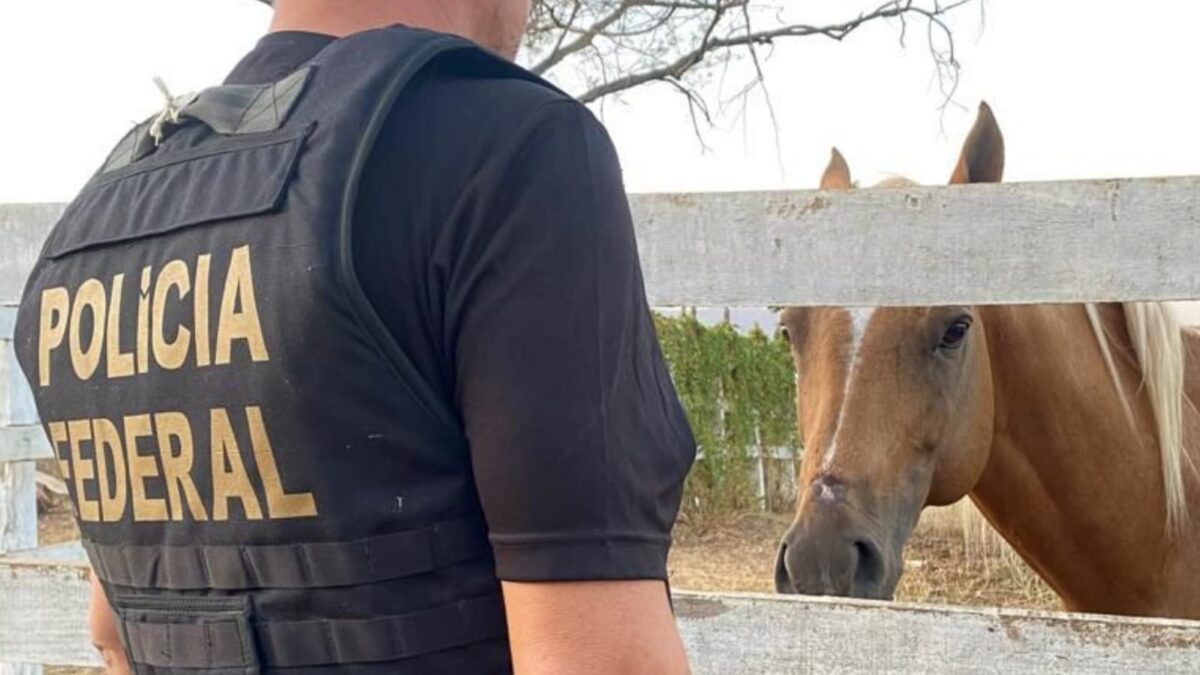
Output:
754,425,768,511
0,305,38,553
0,306,42,675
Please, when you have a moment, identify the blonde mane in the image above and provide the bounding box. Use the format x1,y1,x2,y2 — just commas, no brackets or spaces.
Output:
1086,303,1191,535
873,175,919,189
873,176,1190,534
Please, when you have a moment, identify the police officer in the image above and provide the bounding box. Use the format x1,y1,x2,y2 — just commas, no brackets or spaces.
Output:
15,1,697,672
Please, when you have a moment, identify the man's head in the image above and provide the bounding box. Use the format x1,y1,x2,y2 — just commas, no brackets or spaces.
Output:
267,0,532,61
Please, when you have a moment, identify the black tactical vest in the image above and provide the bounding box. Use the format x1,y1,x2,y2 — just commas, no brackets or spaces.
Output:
15,26,557,674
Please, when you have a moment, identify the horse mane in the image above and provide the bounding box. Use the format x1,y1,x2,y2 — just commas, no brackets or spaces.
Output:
1086,303,1192,535
873,175,918,189
871,175,1191,535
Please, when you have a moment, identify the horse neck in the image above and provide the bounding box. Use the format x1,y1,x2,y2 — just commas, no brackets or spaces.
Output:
969,303,1200,617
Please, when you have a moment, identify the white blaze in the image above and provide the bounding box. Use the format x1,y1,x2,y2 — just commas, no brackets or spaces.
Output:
821,308,877,471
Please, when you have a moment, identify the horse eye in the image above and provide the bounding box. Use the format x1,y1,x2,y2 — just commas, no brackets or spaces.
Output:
779,326,791,342
939,318,972,351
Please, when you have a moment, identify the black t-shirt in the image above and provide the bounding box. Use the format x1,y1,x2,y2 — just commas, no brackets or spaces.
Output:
223,31,696,582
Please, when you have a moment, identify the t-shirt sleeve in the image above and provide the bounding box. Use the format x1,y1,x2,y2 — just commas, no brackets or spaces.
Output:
445,99,696,582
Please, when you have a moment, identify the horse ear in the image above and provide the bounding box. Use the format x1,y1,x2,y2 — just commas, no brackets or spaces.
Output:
949,101,1005,184
820,147,853,190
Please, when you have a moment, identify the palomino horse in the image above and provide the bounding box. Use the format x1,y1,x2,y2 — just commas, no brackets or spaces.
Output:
774,102,1200,618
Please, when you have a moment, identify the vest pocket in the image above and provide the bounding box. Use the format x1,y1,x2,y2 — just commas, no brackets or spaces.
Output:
110,592,261,674
43,125,312,261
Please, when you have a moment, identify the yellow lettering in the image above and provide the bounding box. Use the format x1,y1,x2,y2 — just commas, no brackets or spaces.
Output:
215,246,268,365
246,406,316,519
105,274,135,379
137,266,151,374
68,279,106,381
194,254,212,367
92,418,128,522
67,420,100,522
210,408,263,521
123,414,168,522
154,412,207,522
38,288,69,387
152,261,192,370
47,421,70,489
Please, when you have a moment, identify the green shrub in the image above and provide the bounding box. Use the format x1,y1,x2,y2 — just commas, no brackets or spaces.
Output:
653,311,800,518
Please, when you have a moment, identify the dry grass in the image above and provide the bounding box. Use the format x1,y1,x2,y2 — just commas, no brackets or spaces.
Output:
895,503,1058,610
669,501,1059,611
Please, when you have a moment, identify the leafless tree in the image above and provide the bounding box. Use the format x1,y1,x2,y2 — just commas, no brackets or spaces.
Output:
523,0,981,133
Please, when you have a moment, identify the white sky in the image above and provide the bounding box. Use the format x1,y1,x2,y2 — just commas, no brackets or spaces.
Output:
3,0,1200,323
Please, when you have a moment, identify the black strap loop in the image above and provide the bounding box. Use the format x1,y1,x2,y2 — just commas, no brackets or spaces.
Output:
117,593,506,669
261,594,508,667
87,515,489,590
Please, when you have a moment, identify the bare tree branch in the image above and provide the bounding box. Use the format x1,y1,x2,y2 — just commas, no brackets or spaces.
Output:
530,1,632,75
524,0,981,121
545,0,585,62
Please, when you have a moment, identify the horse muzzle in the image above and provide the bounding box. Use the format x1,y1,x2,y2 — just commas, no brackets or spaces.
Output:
774,478,905,600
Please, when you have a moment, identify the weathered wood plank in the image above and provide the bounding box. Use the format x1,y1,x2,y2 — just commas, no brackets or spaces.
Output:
4,562,1200,672
0,546,87,675
0,303,42,675
0,328,39,557
0,205,60,303
674,590,1200,673
8,178,1200,306
0,364,38,432
0,462,37,555
20,540,85,562
0,558,96,668
0,426,51,463
630,176,1200,306
1,340,32,417
0,306,15,341
1,318,38,429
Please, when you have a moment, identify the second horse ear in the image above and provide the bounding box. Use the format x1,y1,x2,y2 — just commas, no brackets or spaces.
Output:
821,148,853,190
949,101,1005,184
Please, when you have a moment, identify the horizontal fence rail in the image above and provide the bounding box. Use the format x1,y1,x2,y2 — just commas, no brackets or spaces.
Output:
7,177,1200,307
0,204,63,304
0,307,46,465
632,176,1200,306
674,592,1200,673
0,551,96,668
4,550,1200,672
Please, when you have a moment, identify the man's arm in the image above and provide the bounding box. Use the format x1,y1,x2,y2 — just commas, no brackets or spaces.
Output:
503,580,690,674
88,571,130,675
446,99,696,672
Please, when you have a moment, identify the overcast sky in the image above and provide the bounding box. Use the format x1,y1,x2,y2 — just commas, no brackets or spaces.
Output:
4,0,1199,323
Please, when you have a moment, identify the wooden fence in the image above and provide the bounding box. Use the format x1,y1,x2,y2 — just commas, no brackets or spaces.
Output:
5,177,1200,672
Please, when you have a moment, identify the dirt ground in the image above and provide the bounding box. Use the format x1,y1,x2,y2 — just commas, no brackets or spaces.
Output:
36,499,1056,674
669,507,1058,610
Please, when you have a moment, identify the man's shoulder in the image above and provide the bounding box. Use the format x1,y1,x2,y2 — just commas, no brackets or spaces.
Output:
377,62,607,176
419,62,581,123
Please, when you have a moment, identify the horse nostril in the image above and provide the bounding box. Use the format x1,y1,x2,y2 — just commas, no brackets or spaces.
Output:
852,539,884,590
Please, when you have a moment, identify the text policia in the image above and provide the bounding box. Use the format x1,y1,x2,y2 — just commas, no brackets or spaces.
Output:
32,245,318,525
